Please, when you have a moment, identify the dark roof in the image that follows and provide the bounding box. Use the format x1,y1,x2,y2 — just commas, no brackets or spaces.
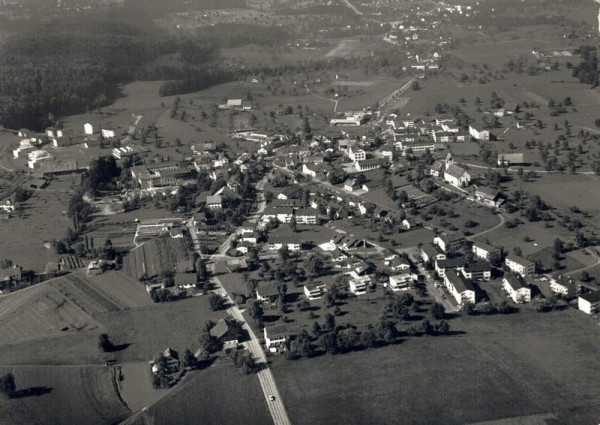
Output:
357,158,381,167
175,259,194,274
265,324,295,339
174,273,197,286
504,274,527,290
210,318,236,340
579,291,600,303
473,241,500,253
444,164,468,179
281,185,303,197
256,284,280,298
421,243,441,258
506,254,534,267
437,257,468,269
464,261,491,273
445,269,475,293
430,161,444,172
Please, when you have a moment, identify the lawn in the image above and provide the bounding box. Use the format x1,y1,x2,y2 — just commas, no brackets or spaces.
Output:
272,308,600,425
134,362,272,425
0,364,130,425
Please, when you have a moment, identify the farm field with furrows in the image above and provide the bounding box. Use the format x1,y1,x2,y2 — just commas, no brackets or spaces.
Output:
0,283,101,347
0,365,130,425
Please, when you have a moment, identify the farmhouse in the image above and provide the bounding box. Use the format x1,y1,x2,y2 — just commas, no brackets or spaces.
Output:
0,265,22,282
152,348,180,374
578,291,600,314
505,254,535,277
472,241,501,262
209,319,241,350
474,187,505,208
444,269,476,305
502,274,531,303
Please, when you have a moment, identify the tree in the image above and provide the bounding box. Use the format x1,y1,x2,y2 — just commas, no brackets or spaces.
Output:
323,313,335,331
319,331,338,355
208,293,226,311
435,320,450,335
248,299,264,321
553,238,564,260
421,319,434,335
199,332,220,356
183,349,197,368
412,81,421,91
98,333,113,352
430,302,446,320
0,373,16,399
289,216,298,233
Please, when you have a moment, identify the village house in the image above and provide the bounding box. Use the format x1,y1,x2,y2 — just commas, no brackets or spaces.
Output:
472,241,501,262
256,284,280,304
388,273,417,291
277,185,303,200
469,125,490,141
505,254,535,277
302,163,318,178
444,162,471,188
348,274,370,295
502,274,531,303
304,283,327,299
429,161,444,177
206,195,223,209
444,269,476,305
388,258,411,272
264,324,294,353
151,348,180,375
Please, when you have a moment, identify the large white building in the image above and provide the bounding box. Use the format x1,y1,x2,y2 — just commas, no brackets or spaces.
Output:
444,269,476,305
502,274,531,303
349,146,366,162
469,125,490,141
505,254,535,277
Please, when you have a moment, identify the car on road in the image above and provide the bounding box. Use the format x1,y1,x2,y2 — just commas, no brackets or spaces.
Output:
269,395,276,401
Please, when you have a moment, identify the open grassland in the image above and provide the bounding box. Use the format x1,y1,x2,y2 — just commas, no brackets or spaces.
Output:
83,271,153,309
94,295,227,363
132,363,272,425
118,361,166,413
0,284,101,347
0,365,129,425
515,174,600,213
0,175,78,270
273,309,600,425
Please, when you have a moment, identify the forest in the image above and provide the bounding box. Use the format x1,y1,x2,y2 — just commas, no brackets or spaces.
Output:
0,16,222,131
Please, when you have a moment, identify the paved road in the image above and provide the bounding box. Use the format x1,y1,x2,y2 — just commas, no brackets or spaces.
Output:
375,77,417,125
417,264,457,313
340,0,363,15
468,213,505,240
188,176,291,425
566,248,600,277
